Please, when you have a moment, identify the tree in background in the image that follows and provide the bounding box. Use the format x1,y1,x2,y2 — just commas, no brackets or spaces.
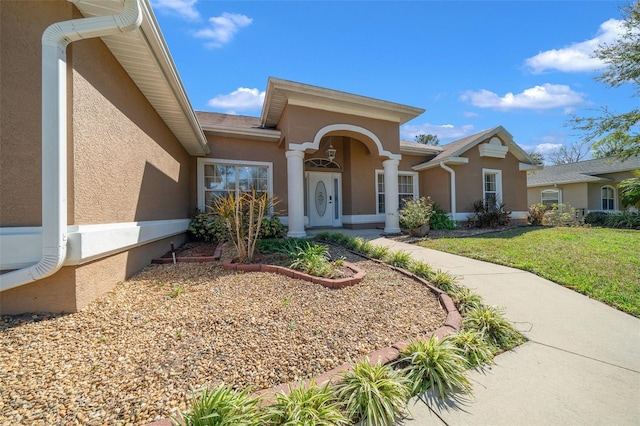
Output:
526,150,545,165
619,170,640,208
415,134,440,146
548,141,591,165
569,2,639,160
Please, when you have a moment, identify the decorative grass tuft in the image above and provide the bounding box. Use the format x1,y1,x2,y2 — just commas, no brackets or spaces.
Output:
463,305,525,351
333,359,410,426
176,385,264,426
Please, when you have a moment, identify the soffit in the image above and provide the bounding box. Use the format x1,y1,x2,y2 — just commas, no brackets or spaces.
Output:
261,77,425,128
70,0,209,156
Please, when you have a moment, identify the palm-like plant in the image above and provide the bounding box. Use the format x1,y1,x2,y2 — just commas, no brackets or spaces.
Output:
265,380,348,426
333,359,410,426
176,385,264,426
463,305,524,351
398,335,471,399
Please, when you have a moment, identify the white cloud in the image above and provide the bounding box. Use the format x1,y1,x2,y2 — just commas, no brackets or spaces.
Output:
525,18,624,73
152,0,200,21
460,84,586,111
207,87,265,112
401,123,475,141
463,111,479,118
194,13,253,48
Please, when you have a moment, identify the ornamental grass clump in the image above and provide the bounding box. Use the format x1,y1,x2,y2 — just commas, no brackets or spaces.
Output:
432,269,461,293
408,260,435,281
449,287,484,315
449,330,495,368
176,385,264,426
289,242,334,278
369,245,390,260
265,380,349,426
385,250,412,269
464,305,525,352
398,335,472,400
333,359,411,426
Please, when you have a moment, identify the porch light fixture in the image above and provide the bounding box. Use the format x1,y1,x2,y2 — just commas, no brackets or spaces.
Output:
326,137,337,162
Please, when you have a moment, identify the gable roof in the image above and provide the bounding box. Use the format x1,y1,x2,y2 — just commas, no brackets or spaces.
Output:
261,77,425,128
527,156,640,187
412,126,534,170
71,0,209,156
399,140,444,156
196,111,281,141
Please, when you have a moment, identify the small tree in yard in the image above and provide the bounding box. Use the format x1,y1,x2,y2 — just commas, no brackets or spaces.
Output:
212,189,279,263
619,170,640,209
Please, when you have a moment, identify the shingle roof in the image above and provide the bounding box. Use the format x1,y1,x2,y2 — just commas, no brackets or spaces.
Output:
527,156,640,187
196,111,261,129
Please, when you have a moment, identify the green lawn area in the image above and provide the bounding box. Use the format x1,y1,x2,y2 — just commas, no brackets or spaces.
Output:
418,227,640,317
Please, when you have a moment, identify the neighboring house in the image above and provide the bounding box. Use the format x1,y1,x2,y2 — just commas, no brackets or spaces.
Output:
0,0,537,315
527,157,640,215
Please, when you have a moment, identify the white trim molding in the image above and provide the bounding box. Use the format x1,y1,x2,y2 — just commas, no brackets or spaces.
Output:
342,214,386,225
0,219,189,270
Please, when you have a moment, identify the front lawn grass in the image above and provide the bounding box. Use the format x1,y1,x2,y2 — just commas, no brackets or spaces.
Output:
418,227,640,317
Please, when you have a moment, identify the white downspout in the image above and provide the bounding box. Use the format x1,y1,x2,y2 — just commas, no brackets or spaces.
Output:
439,161,456,219
0,0,142,292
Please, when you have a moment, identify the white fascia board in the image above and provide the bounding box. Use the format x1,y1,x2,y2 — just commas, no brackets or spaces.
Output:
520,162,543,171
202,126,281,142
412,157,468,171
0,219,189,269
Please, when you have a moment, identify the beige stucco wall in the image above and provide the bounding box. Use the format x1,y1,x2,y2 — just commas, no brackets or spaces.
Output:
1,0,75,226
0,1,195,314
455,147,528,213
418,167,453,212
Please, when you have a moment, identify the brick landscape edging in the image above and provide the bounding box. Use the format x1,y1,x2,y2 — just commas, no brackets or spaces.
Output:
222,260,366,289
251,243,463,403
146,240,463,423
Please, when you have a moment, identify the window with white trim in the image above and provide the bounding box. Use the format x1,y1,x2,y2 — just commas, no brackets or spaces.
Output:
541,189,560,207
376,171,419,214
198,159,273,210
482,169,502,206
601,186,615,210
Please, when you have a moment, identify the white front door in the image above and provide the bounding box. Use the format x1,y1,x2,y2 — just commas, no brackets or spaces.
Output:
307,172,341,227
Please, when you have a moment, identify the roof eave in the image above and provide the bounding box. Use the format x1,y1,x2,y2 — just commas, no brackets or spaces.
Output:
71,0,210,156
202,125,281,142
412,156,469,171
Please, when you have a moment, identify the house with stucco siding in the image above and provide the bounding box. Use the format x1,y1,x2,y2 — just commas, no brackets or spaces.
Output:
0,0,538,315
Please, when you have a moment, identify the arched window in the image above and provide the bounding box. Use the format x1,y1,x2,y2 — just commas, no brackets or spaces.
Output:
601,186,615,211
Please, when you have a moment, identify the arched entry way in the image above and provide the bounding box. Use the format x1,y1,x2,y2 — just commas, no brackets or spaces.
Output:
286,124,401,237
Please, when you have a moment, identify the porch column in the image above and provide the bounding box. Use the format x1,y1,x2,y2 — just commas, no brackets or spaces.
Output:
286,149,307,237
383,158,401,233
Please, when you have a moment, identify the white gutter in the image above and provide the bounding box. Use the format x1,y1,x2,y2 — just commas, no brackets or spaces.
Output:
0,0,142,292
439,161,457,217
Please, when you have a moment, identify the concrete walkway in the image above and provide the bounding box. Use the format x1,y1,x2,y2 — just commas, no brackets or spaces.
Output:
309,230,640,425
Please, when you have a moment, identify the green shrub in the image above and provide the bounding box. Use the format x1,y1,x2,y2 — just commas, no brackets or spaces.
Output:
385,251,412,269
543,203,582,227
399,197,433,231
429,204,456,230
289,242,335,277
463,305,524,351
448,287,483,315
352,237,374,256
528,203,548,226
468,196,511,228
176,385,264,426
258,238,308,255
313,231,332,242
265,380,348,426
398,335,471,399
584,211,610,226
605,211,640,229
408,260,435,281
333,360,410,426
259,215,287,239
432,269,461,293
188,211,227,242
369,245,390,260
449,330,495,368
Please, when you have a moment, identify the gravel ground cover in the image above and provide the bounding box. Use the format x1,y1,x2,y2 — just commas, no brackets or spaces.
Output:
0,246,446,425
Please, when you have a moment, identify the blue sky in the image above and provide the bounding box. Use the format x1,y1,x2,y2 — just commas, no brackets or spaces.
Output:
151,0,635,161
